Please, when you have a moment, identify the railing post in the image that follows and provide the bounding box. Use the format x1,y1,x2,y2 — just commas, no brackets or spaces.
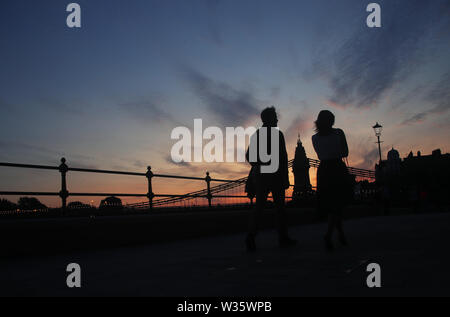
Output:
58,157,69,210
146,166,154,211
205,171,212,208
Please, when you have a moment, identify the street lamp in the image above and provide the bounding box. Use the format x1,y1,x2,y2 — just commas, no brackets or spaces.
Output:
372,122,383,164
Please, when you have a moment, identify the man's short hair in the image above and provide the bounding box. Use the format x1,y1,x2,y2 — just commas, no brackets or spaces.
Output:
261,106,277,124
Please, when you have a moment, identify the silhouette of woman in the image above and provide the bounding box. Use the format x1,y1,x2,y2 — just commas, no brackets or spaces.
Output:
312,110,350,251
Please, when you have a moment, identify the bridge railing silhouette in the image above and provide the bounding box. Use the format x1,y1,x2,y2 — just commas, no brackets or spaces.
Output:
0,158,246,210
0,157,375,211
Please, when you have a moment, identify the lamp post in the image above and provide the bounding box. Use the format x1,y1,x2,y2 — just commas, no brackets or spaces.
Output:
372,122,383,165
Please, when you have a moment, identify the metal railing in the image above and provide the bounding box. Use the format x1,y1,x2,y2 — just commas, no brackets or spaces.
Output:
0,158,242,210
306,158,376,179
0,157,375,210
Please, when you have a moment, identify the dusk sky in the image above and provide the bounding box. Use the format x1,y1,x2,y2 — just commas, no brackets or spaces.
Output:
1,0,449,207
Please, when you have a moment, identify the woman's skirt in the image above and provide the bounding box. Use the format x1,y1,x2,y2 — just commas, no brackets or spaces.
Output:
317,159,351,213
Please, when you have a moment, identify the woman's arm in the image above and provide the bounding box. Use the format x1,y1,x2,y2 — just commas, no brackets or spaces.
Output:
311,135,319,157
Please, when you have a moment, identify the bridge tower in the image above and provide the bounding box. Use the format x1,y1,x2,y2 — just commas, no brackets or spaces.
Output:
292,134,312,201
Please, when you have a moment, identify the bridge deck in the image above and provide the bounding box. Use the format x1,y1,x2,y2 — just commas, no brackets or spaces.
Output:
1,211,449,296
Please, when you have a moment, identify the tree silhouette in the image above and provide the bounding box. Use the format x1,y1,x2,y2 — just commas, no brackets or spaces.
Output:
18,197,47,211
0,198,18,211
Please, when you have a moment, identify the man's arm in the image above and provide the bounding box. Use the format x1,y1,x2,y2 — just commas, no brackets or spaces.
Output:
279,131,290,188
246,129,259,166
338,129,349,158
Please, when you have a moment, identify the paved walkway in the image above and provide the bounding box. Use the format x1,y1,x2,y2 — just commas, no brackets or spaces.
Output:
1,212,449,296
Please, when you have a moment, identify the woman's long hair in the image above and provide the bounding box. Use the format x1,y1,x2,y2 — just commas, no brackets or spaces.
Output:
315,110,335,136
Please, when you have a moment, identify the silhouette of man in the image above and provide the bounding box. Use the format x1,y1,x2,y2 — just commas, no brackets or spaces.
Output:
245,106,297,252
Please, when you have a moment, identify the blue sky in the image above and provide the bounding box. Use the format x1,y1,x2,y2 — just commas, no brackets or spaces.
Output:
1,0,449,206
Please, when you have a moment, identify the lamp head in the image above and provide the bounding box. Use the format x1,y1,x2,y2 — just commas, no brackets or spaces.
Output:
372,122,383,137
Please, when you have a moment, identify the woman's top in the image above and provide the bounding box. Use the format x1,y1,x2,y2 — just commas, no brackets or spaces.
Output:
312,128,348,161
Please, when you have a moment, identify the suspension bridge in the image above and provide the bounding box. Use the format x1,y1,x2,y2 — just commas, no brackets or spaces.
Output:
126,158,374,209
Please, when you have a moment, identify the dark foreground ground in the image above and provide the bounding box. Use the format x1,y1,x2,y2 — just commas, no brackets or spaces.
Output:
1,211,450,296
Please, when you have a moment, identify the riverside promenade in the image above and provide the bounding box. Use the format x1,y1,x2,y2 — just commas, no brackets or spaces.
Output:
1,210,449,296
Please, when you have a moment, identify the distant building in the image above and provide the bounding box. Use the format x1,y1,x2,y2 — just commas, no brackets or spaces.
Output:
375,148,450,205
99,196,123,211
386,147,401,175
292,135,312,200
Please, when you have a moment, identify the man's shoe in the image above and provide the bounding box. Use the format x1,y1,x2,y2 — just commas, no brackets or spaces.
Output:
246,235,256,252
